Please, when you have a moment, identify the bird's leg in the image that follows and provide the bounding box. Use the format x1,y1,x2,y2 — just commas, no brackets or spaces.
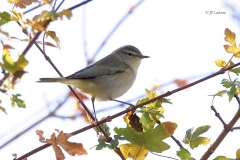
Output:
91,97,99,125
113,99,135,111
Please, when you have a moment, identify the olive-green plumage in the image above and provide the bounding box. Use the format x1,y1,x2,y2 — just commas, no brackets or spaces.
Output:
39,45,149,101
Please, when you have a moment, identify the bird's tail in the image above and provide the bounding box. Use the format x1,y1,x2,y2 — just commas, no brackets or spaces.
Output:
38,78,65,82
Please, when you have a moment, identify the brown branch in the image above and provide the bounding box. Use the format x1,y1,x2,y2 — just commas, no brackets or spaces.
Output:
200,94,240,159
1,92,70,150
15,63,240,159
211,105,227,126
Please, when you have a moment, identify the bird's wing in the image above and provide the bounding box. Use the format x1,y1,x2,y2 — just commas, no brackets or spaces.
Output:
66,55,127,79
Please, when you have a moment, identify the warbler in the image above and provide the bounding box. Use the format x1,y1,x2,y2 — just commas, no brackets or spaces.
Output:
39,45,149,119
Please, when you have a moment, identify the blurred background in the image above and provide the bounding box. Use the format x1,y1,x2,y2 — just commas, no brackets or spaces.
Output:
1,0,240,159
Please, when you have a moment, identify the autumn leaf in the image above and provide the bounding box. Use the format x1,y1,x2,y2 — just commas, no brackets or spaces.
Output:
57,10,72,20
215,58,227,68
12,70,27,87
236,148,240,158
8,0,38,9
120,143,148,160
0,28,10,37
33,10,57,22
0,44,28,74
174,79,188,88
46,31,60,48
55,131,87,156
124,111,143,132
46,133,65,160
10,11,22,22
214,90,227,97
36,130,45,142
26,19,45,31
224,28,240,58
36,41,58,48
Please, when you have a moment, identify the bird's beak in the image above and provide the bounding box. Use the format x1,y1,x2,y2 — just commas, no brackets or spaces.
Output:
140,55,150,59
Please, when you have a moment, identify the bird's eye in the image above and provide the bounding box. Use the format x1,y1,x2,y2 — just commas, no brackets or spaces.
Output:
127,53,133,57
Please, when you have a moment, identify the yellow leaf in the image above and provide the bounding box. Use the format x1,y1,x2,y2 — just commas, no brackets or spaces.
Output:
46,30,60,48
11,11,22,22
236,148,240,158
215,58,227,67
224,28,236,48
236,87,240,94
0,46,29,74
58,10,72,20
120,144,148,160
223,28,240,58
8,0,38,9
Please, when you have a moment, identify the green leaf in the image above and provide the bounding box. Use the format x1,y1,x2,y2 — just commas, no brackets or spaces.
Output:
189,136,211,149
192,125,211,140
230,67,240,76
157,98,172,104
110,138,119,148
95,139,107,150
228,85,236,101
114,122,177,153
0,100,7,114
177,148,195,160
213,156,234,160
0,51,29,74
11,94,26,108
183,125,211,149
140,112,154,131
221,79,233,88
0,12,11,26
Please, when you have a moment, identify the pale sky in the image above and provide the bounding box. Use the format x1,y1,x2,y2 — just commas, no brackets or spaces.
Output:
1,0,240,160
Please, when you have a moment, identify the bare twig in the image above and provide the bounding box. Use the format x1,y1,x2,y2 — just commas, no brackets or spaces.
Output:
88,0,145,64
201,94,240,159
211,105,227,126
150,152,178,160
1,92,70,150
15,63,240,159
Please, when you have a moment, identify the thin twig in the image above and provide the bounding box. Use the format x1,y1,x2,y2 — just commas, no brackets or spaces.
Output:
67,0,92,11
15,63,240,159
55,0,65,11
200,94,240,159
150,152,178,160
1,92,70,150
211,105,227,126
82,4,89,62
88,0,145,64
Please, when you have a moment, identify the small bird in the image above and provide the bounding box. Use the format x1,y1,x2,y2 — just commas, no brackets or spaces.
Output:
39,45,149,120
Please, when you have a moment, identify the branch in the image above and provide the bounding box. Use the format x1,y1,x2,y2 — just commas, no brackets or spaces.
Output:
15,63,240,160
1,92,70,150
87,0,145,64
211,105,227,126
201,94,240,159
